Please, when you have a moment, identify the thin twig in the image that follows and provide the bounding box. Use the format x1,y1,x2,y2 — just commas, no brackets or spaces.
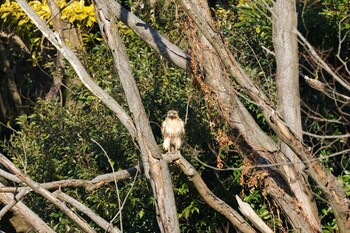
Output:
54,190,121,233
92,139,122,231
192,149,350,172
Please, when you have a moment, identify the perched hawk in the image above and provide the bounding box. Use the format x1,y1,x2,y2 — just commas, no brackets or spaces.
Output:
161,110,185,153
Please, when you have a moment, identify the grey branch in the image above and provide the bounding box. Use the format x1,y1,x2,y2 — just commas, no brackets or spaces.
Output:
174,156,256,233
98,0,189,69
15,0,136,140
0,165,142,193
0,153,96,233
0,182,55,232
54,190,121,233
236,195,273,233
297,31,350,92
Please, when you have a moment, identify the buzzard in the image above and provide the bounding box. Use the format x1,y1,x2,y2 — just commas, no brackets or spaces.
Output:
161,110,185,153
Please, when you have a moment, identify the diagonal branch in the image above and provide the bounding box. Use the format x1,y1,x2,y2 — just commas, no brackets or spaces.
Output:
297,31,350,92
0,153,95,233
93,1,180,232
236,195,273,233
14,0,136,139
175,0,350,229
101,0,189,69
53,190,121,233
173,155,256,233
0,182,55,232
0,187,30,219
105,0,349,229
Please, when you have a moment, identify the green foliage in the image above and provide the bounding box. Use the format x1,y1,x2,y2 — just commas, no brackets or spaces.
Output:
321,0,350,30
5,99,134,181
1,14,239,230
2,98,155,230
1,0,349,231
298,0,350,63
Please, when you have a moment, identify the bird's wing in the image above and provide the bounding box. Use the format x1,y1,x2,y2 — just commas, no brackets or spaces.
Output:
161,119,170,137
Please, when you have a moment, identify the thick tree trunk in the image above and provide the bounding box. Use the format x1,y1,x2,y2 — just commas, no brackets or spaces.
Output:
46,0,65,101
182,0,319,231
93,1,180,232
175,0,349,231
273,0,321,232
13,0,350,231
46,0,83,105
101,0,350,229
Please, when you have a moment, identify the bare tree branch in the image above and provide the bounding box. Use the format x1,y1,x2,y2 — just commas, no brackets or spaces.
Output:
0,182,55,232
0,169,22,183
174,1,350,229
297,31,350,92
175,156,256,233
53,190,121,233
93,1,180,232
0,187,30,219
303,75,350,103
236,195,273,233
14,0,136,139
100,0,189,69
0,153,96,233
0,165,142,193
303,131,350,139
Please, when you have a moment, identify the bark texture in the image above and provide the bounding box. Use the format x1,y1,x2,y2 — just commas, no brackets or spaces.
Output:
174,1,349,231
14,1,180,232
0,154,96,233
178,0,320,230
11,0,350,231
0,183,54,232
273,0,321,231
97,0,189,69
46,0,65,101
15,0,136,137
175,156,256,233
93,1,180,232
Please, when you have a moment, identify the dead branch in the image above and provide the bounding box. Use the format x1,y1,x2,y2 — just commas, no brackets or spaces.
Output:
97,0,189,69
175,1,350,229
174,155,256,233
14,0,136,140
0,182,55,232
297,31,350,92
0,165,142,193
0,187,30,219
0,169,21,183
236,195,273,233
93,1,180,232
53,190,121,233
0,153,96,233
303,75,350,103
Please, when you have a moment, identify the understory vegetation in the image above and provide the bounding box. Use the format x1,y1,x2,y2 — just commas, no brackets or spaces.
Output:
0,0,349,232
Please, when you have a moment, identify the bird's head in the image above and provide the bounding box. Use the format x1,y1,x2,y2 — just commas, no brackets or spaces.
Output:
167,110,179,119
